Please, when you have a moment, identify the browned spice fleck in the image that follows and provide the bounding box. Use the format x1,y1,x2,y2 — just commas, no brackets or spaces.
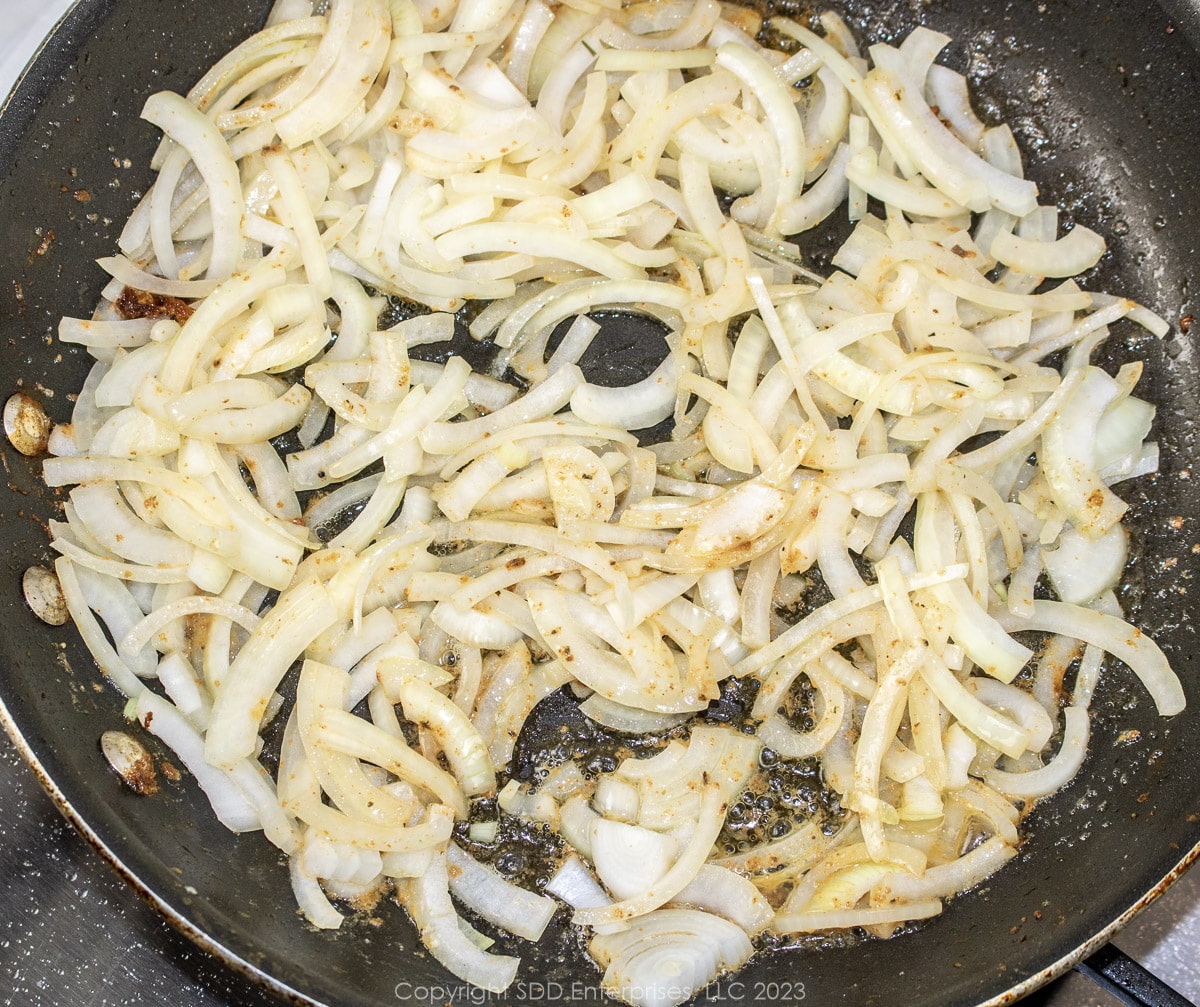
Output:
162,761,182,783
74,189,92,203
124,755,159,795
27,228,55,266
1180,314,1194,334
116,285,195,324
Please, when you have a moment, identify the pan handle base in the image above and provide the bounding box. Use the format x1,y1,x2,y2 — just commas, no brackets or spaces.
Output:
1075,943,1196,1007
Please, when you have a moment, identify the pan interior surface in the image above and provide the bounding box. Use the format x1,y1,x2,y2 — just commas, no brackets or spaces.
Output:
1,1,1198,1005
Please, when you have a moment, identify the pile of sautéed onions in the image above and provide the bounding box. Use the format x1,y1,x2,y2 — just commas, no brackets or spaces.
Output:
30,0,1187,1003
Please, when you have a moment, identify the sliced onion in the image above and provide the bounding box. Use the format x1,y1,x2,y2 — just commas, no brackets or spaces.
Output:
205,573,338,768
590,909,753,1007
574,782,726,927
140,91,245,281
861,66,1037,215
289,854,344,930
669,864,773,935
571,353,679,431
925,64,985,149
985,706,1090,798
593,776,640,823
314,703,467,819
965,678,1055,753
775,899,943,933
756,665,846,759
1041,365,1129,538
407,850,521,993
135,691,261,832
919,659,1030,759
990,225,1105,279
996,601,1184,716
546,855,613,911
446,843,556,941
580,694,691,734
875,836,1016,903
590,819,678,901
393,676,496,797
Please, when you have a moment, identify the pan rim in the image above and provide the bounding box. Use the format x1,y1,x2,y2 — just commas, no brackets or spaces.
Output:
1,0,1198,1004
0,0,77,117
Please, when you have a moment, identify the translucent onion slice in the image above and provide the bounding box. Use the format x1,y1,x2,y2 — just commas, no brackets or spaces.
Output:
140,91,245,281
1040,366,1129,538
861,66,1037,215
874,836,1016,903
394,676,497,796
571,353,679,431
775,899,942,933
205,573,338,769
573,781,726,927
985,706,1090,799
289,854,344,930
1042,525,1128,606
669,864,773,935
996,601,1184,716
580,694,691,734
990,225,1105,279
590,908,753,1007
406,850,521,993
446,843,557,941
135,691,261,832
591,819,679,901
546,855,613,911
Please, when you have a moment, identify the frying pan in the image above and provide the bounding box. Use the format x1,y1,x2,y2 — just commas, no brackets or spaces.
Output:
1,1,1199,1005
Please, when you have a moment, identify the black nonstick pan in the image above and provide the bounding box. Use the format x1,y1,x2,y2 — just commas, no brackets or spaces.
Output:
2,1,1199,1005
